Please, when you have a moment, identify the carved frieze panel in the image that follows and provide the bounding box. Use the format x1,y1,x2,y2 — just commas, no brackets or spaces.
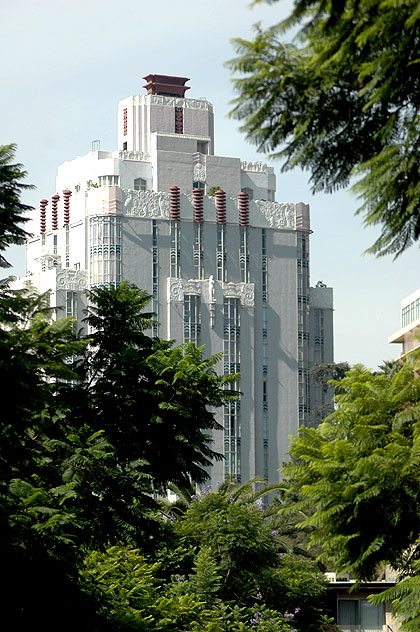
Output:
168,278,202,302
147,95,211,110
240,160,268,173
118,150,151,162
193,162,206,182
222,282,255,307
168,278,254,307
56,269,88,291
123,190,170,218
255,200,296,229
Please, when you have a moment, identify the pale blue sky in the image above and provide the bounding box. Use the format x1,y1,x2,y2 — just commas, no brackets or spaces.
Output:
1,0,418,369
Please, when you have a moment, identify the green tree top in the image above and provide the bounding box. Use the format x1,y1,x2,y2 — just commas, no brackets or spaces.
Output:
77,281,238,491
228,0,420,256
283,357,420,580
0,144,33,268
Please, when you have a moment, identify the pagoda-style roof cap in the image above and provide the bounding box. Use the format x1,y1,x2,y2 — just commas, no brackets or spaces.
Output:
142,74,190,98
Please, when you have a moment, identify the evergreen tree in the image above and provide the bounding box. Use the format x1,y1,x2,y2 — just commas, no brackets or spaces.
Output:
0,143,33,267
78,281,237,491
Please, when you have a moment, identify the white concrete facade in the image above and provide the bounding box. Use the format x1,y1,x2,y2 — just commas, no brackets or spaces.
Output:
22,75,333,486
389,286,420,358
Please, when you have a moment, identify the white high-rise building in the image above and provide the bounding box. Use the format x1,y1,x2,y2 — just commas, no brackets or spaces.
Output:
23,74,333,485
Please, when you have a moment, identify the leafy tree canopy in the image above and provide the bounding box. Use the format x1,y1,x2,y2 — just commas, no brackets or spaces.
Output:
170,479,329,631
310,361,351,394
77,281,237,492
282,357,420,581
228,0,420,256
78,481,329,632
0,149,331,631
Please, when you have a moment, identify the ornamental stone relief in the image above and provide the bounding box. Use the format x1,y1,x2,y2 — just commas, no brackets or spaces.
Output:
222,282,255,307
56,269,88,291
255,200,296,229
168,278,202,302
148,95,211,111
240,160,268,173
193,163,206,182
123,190,170,219
118,150,151,162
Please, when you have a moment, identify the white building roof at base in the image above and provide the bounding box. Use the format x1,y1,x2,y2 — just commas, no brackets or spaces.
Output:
23,74,334,486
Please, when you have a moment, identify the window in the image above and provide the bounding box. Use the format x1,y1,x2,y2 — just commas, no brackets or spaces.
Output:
152,220,159,336
216,224,226,281
66,291,76,318
337,599,383,632
184,294,201,345
193,180,205,190
98,175,120,187
134,178,147,191
262,229,268,301
65,226,69,268
239,227,249,283
223,297,241,481
193,223,204,279
89,216,122,287
402,297,420,327
170,222,180,278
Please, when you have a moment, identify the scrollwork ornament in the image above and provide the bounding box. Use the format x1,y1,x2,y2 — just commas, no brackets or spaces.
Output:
222,282,254,307
168,278,202,302
56,269,88,291
123,190,170,219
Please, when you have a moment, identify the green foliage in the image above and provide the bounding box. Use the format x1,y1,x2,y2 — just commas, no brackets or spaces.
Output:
0,144,33,267
80,546,165,631
207,185,222,196
0,155,330,630
228,0,420,256
376,358,403,377
308,361,351,426
310,362,351,394
171,479,329,631
283,358,420,580
80,543,298,632
370,560,420,632
0,279,239,626
78,281,236,490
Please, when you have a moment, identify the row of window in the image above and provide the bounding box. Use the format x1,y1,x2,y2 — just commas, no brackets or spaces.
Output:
402,296,420,327
182,293,241,481
261,231,269,479
89,216,122,287
297,233,310,422
223,297,241,482
170,223,249,282
184,231,271,482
